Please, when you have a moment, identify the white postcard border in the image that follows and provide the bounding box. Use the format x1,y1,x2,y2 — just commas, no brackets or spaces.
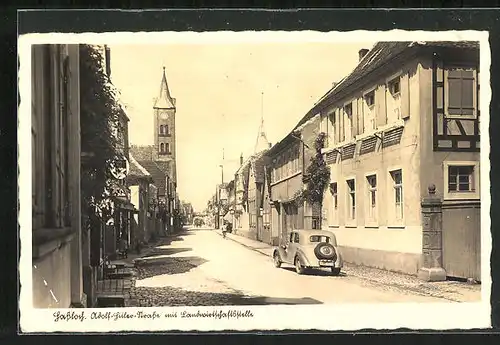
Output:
18,29,492,332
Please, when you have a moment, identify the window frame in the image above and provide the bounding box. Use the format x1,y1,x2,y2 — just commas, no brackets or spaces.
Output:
364,90,375,108
329,182,339,227
365,173,378,227
388,76,401,97
388,168,404,226
345,177,356,226
444,67,477,120
443,161,480,200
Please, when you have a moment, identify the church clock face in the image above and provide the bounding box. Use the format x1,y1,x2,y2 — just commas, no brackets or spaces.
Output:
159,110,169,120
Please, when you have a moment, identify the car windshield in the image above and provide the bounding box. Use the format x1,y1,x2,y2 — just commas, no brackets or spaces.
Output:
309,235,330,243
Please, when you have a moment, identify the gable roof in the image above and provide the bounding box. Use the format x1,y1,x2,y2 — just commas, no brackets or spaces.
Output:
137,160,169,196
127,155,152,184
130,145,155,161
294,40,480,130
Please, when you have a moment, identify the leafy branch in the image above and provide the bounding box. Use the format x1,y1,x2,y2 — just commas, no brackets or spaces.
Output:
294,132,330,207
79,45,125,226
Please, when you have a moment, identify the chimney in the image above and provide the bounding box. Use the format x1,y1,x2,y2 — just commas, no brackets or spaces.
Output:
268,143,272,148
240,153,243,166
105,46,111,77
332,81,338,88
358,48,369,62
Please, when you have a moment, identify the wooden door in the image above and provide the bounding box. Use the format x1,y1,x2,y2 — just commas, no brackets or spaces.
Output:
442,202,481,281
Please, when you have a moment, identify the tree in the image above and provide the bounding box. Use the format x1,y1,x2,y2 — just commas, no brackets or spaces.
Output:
295,132,331,211
79,45,124,229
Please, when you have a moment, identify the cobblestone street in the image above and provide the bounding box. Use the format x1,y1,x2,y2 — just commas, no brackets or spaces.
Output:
124,227,481,307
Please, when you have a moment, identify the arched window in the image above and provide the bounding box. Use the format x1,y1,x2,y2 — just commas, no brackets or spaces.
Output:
164,125,169,135
159,125,164,135
160,143,165,153
166,143,170,154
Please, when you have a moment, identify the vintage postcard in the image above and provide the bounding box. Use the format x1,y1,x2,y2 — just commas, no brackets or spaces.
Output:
18,29,491,333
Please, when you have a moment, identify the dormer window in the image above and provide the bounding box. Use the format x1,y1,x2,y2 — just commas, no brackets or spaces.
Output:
364,91,375,107
388,77,401,96
344,103,353,117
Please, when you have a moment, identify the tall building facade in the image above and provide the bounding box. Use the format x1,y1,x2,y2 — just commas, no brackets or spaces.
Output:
130,67,179,234
153,67,177,186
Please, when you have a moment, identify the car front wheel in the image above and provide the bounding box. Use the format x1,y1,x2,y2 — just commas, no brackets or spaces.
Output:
331,267,341,276
273,252,282,268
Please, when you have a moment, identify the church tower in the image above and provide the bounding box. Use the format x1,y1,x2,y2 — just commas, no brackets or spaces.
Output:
153,67,177,183
254,92,270,154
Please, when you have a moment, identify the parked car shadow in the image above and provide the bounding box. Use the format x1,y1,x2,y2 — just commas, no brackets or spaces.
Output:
280,266,346,277
141,247,192,258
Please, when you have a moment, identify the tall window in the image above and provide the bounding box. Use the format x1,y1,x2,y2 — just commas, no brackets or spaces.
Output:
329,182,338,225
366,175,377,222
346,179,356,221
388,77,402,122
364,90,376,131
446,68,476,118
328,112,336,145
390,170,403,221
344,103,353,140
164,124,169,135
32,45,71,230
448,165,475,192
159,125,165,135
166,143,171,154
160,143,165,153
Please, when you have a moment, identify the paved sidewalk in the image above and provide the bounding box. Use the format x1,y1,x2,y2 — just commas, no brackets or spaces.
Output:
219,230,275,256
216,230,481,303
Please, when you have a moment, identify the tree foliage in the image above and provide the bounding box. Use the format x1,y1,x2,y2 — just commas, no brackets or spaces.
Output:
295,132,330,206
79,45,124,223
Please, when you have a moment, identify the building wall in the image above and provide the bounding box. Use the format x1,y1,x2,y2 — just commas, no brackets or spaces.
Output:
246,170,258,240
31,44,85,307
320,57,424,274
417,53,481,280
33,240,73,308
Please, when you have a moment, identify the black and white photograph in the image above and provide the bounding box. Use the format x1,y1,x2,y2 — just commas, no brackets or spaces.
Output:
18,29,491,332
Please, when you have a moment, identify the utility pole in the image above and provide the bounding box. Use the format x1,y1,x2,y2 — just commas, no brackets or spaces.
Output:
221,148,224,184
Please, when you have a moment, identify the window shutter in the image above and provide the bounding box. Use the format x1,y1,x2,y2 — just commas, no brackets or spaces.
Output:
447,73,462,114
461,70,474,114
352,99,359,136
357,97,364,133
376,85,387,127
448,69,475,116
400,73,410,119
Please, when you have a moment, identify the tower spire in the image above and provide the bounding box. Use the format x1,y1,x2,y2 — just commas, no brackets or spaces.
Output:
154,66,175,109
254,91,270,154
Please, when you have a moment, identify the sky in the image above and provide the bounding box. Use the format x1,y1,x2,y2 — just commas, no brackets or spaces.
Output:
109,41,375,212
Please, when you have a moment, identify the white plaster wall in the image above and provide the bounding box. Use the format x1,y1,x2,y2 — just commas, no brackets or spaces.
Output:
130,185,140,224
330,226,423,254
32,242,72,308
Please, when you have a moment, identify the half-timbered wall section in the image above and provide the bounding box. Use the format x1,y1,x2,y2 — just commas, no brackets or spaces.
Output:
432,49,480,152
